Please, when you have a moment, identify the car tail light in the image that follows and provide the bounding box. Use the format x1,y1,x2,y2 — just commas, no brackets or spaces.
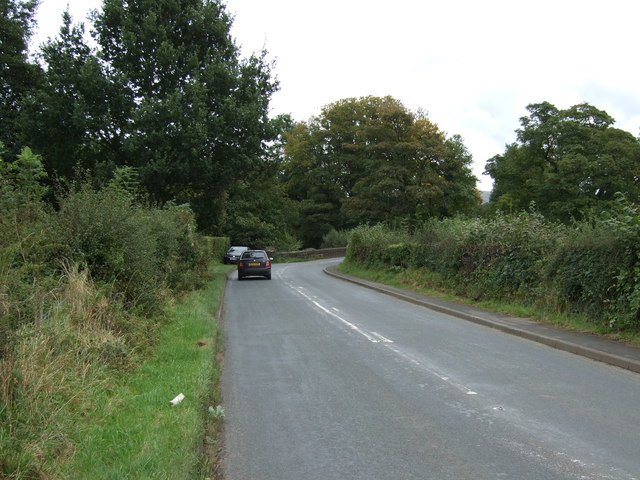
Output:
265,259,271,268
238,260,244,268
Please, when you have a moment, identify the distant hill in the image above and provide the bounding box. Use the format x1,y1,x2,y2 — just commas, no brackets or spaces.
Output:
480,191,492,203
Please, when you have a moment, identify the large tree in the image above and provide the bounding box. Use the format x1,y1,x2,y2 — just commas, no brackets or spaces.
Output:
486,101,640,221
0,0,41,156
18,12,119,184
90,0,282,231
283,96,480,246
221,114,301,250
17,0,281,232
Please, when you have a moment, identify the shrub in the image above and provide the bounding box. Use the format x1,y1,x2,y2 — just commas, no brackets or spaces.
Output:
0,156,213,477
346,224,411,266
457,212,558,298
381,242,420,269
1,147,57,354
345,207,640,332
52,189,208,312
202,236,230,263
413,217,476,275
321,229,350,248
546,222,627,319
53,187,164,312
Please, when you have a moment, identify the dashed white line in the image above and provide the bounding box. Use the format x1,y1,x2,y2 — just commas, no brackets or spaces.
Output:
286,281,478,396
287,282,392,344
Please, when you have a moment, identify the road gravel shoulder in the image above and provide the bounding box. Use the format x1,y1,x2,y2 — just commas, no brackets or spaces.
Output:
324,265,640,374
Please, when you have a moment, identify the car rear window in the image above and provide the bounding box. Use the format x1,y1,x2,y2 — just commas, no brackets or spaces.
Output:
242,251,265,259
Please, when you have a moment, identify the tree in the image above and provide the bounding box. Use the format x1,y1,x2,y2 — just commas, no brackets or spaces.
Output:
16,0,282,232
18,11,118,185
283,96,480,245
222,115,301,250
0,0,42,156
90,0,282,232
486,101,640,221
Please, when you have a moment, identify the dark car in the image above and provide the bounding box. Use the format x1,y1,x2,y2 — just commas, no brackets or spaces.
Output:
224,246,249,264
237,250,272,280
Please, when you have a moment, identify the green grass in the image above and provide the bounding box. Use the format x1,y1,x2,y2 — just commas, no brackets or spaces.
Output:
58,264,232,479
337,261,640,346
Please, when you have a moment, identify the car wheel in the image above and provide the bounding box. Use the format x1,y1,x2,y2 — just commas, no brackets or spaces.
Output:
238,274,244,281
265,273,271,280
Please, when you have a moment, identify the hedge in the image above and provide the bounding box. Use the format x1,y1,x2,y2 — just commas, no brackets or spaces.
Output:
346,208,640,331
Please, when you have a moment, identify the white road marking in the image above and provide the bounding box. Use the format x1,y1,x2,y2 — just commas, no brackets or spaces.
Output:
371,331,394,343
287,282,392,343
386,344,478,396
286,281,478,396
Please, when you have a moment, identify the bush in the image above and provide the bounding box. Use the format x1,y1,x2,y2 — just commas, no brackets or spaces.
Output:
381,242,420,269
457,212,558,298
0,165,213,477
346,224,411,266
546,222,627,319
345,206,640,332
53,189,208,313
321,229,350,248
202,236,230,263
53,187,163,312
1,147,57,354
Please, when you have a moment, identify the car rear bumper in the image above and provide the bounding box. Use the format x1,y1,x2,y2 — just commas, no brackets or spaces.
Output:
238,267,271,277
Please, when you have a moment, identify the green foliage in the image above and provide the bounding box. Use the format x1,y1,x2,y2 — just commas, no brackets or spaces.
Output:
412,217,474,274
380,242,420,269
18,11,113,184
0,145,48,214
1,155,208,354
53,188,207,311
486,101,640,221
346,224,412,266
0,261,228,479
8,0,284,232
202,236,230,263
1,173,213,477
546,221,628,321
0,146,55,353
88,0,282,231
346,206,640,332
223,169,301,250
0,0,42,155
283,96,480,246
320,228,350,248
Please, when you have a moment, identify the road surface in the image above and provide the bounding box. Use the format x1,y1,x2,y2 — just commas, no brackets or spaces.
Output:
222,258,640,480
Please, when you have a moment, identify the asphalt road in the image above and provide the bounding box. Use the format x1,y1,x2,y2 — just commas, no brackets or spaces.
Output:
221,258,640,480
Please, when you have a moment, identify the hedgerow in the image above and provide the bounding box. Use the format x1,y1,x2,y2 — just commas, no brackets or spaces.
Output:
346,205,640,332
0,150,211,477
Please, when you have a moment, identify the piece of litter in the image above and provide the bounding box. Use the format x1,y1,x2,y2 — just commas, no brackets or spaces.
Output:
170,393,185,406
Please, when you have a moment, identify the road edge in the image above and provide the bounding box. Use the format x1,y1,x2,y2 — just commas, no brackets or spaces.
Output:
324,266,640,375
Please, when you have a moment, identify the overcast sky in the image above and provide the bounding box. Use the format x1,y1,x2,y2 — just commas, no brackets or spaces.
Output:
33,0,640,190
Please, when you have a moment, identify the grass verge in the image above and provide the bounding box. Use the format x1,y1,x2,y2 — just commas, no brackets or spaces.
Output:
337,261,640,346
57,264,232,479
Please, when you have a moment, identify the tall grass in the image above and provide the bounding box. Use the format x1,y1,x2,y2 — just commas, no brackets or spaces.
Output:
1,266,132,478
1,152,220,478
0,263,230,479
58,264,229,479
